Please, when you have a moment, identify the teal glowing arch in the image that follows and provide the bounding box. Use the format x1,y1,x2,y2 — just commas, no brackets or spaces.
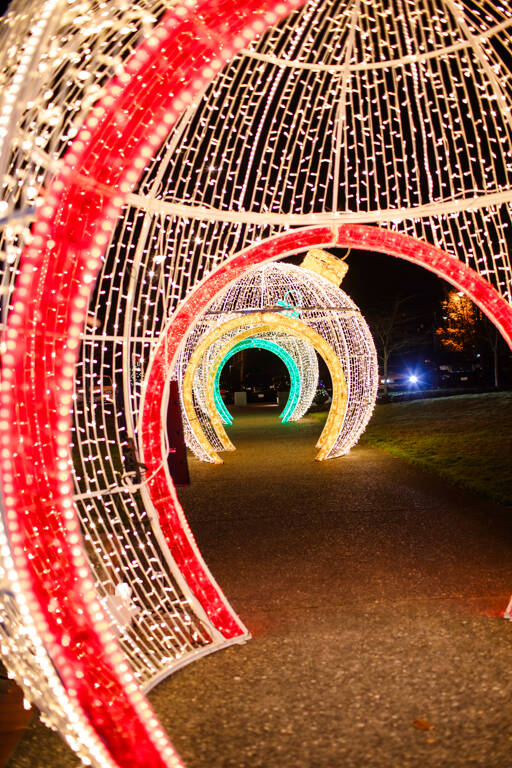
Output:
214,337,301,424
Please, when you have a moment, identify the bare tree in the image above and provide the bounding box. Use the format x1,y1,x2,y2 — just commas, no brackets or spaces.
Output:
367,296,427,396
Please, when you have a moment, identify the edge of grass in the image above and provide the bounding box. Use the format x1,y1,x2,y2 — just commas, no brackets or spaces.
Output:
305,393,512,507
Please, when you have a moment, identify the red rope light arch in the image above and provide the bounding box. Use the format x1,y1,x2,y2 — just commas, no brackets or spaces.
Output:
0,1,302,765
140,225,512,635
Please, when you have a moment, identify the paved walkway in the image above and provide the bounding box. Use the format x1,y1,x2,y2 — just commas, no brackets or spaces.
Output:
9,406,512,767
152,407,512,768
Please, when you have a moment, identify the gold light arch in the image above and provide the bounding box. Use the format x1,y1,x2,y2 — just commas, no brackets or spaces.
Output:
182,312,348,462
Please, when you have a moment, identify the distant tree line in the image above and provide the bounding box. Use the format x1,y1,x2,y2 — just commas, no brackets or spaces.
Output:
366,290,510,395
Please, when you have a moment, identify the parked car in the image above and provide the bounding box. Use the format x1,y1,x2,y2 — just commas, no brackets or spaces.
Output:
243,374,278,403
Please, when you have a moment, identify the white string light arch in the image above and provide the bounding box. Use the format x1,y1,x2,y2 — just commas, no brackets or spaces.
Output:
172,258,377,462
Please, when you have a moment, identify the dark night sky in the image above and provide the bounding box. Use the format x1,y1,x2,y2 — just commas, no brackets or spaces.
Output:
340,248,446,318
285,246,446,320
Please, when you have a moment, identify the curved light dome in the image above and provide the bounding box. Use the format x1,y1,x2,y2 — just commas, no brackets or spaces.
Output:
173,257,378,462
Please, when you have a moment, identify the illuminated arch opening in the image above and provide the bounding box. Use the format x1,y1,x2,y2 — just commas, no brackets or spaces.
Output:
207,328,318,448
181,312,348,463
188,323,319,452
214,337,302,424
140,225,512,624
192,325,274,452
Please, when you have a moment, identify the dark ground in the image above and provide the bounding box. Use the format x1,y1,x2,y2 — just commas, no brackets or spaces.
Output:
8,405,512,767
149,406,512,768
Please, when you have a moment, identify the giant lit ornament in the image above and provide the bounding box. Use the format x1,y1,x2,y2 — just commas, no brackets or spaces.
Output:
173,254,377,462
1,1,512,766
0,2,303,766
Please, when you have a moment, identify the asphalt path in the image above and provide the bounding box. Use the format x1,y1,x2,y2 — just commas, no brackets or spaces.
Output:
9,406,512,767
152,406,512,768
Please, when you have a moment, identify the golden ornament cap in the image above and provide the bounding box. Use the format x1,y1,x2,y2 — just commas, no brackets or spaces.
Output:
301,248,348,285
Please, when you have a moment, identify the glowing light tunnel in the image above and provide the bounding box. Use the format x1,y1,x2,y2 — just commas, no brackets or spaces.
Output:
191,324,320,444
172,257,378,463
181,311,348,464
187,323,320,454
141,225,512,563
2,2,512,768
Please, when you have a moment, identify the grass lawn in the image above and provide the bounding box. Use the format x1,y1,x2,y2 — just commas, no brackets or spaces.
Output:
312,392,512,506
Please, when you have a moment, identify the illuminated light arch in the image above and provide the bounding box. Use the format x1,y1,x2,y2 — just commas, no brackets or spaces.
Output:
0,1,303,765
180,324,275,459
201,332,303,452
194,325,274,446
180,311,348,463
140,225,512,599
186,322,319,453
208,331,316,447
192,328,304,449
214,337,303,424
189,324,319,451
171,258,377,463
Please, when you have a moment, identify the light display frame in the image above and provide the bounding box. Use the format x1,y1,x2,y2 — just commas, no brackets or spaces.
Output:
197,329,303,453
171,258,378,463
0,1,304,766
1,2,512,767
180,311,348,463
189,323,319,453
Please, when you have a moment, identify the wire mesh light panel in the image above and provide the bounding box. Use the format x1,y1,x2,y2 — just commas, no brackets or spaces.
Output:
0,0,302,766
172,260,377,462
1,0,512,766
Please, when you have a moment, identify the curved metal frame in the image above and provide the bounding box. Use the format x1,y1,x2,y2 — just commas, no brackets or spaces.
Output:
214,337,302,424
140,225,512,627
